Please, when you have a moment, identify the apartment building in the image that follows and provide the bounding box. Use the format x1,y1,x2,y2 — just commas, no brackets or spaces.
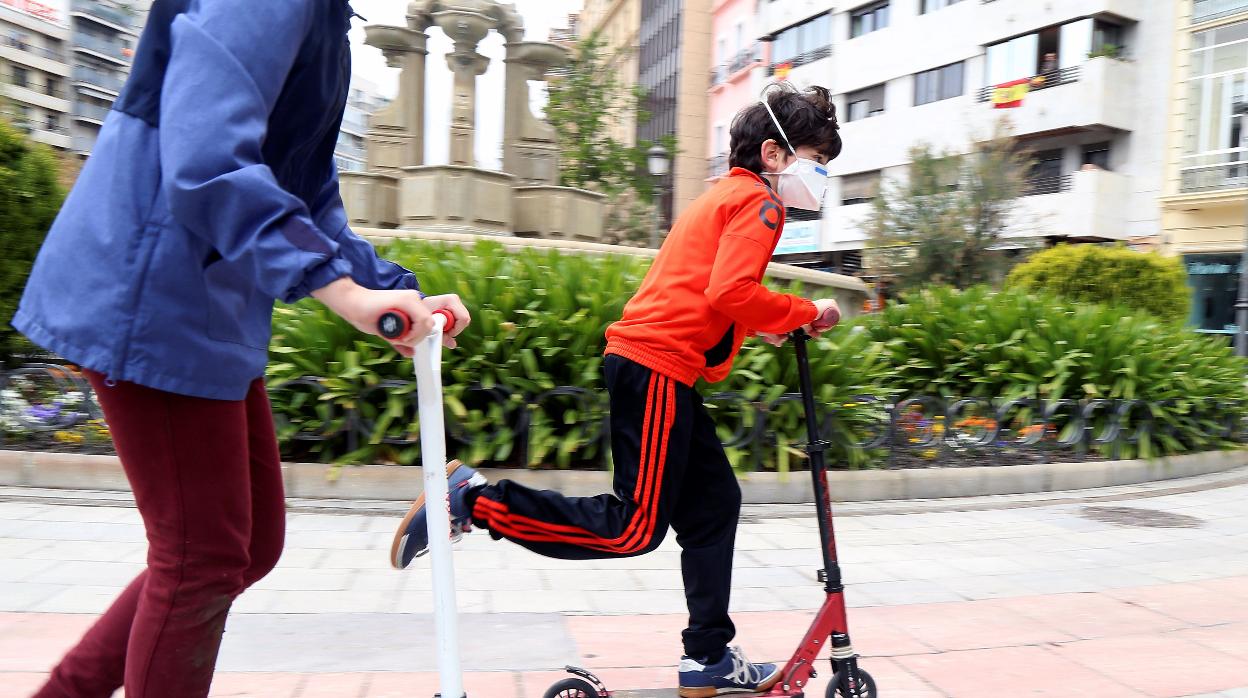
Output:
1160,0,1248,338
67,0,146,156
1,0,71,151
710,0,1173,275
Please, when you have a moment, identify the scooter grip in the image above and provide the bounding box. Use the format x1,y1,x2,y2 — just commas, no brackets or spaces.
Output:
376,309,457,340
812,306,841,331
432,309,457,333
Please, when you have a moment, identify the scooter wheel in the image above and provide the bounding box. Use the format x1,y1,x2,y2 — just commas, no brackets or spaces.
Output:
544,677,601,698
827,667,876,698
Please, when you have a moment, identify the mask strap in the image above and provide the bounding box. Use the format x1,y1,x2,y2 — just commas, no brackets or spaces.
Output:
760,92,797,157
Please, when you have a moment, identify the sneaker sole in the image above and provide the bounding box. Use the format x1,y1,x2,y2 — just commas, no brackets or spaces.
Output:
389,460,466,570
677,665,782,697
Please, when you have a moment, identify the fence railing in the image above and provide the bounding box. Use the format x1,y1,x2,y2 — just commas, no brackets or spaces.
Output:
3,365,1243,471
1023,173,1072,196
976,65,1081,103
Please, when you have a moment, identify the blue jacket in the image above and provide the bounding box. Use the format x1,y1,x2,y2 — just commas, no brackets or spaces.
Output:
13,0,418,400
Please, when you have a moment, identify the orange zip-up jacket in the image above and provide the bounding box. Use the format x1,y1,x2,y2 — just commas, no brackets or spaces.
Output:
605,167,819,385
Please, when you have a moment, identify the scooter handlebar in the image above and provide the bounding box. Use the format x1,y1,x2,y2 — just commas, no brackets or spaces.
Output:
376,308,456,340
811,306,841,332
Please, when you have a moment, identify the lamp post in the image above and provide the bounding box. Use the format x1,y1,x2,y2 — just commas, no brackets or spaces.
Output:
647,144,671,249
1235,102,1248,357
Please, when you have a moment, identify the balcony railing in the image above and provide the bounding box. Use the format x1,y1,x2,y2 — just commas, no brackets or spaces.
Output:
710,44,762,86
1193,0,1248,23
2,36,63,61
767,44,833,76
73,102,111,123
71,0,138,29
707,153,730,179
73,65,126,93
1023,174,1072,196
74,34,131,63
976,65,1081,102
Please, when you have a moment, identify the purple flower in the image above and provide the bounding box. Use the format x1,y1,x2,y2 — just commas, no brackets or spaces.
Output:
27,404,61,421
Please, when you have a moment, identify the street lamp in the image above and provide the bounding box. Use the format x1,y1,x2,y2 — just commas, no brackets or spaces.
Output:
647,144,671,249
1234,102,1248,357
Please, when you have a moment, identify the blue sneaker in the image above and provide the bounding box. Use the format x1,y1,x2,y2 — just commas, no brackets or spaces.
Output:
678,646,781,697
390,460,487,569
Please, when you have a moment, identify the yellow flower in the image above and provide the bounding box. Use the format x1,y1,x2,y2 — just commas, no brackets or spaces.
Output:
54,431,85,444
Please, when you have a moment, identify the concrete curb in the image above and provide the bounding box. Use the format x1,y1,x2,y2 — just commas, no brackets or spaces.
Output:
1,448,1244,504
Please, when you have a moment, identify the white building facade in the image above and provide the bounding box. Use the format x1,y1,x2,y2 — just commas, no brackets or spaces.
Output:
745,0,1174,272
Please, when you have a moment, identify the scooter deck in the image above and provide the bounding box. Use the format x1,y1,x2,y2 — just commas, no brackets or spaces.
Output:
610,691,777,697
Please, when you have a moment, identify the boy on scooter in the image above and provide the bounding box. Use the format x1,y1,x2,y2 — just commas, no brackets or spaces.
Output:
392,82,843,698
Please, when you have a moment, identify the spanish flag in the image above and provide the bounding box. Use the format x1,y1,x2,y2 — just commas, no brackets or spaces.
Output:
992,78,1030,109
773,62,793,81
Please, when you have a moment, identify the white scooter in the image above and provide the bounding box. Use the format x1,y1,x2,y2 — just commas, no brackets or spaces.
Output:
378,307,466,698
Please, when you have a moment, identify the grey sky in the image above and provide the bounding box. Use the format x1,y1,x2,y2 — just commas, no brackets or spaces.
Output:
347,1,581,169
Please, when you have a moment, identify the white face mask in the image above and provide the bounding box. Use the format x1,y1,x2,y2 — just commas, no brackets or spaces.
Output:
760,94,830,212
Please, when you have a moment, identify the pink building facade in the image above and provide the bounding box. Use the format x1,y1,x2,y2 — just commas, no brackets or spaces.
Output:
706,0,768,182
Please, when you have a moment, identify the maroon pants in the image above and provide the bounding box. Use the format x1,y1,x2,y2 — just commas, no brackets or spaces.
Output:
34,372,286,698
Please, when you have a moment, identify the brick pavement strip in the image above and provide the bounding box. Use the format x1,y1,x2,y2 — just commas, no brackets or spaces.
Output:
2,475,1248,696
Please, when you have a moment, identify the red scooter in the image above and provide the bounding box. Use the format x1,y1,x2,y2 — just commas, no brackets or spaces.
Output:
542,314,876,698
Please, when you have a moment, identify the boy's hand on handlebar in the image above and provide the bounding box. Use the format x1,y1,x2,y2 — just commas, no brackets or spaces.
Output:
802,298,842,338
754,331,788,347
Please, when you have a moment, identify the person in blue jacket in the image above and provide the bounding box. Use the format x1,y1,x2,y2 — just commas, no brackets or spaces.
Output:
13,2,469,696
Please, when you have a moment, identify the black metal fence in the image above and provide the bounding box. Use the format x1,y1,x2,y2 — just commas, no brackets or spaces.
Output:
3,365,1243,471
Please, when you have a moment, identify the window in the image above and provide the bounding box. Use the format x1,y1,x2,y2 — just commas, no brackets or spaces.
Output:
841,171,881,205
1092,19,1124,57
846,83,886,121
773,13,832,65
851,2,889,38
1082,142,1111,170
1186,254,1242,333
1182,19,1248,192
45,77,59,98
46,113,60,131
1026,149,1066,194
914,61,964,105
920,0,962,13
12,66,29,88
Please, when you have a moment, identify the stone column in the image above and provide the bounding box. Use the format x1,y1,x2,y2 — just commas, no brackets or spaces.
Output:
364,24,429,173
502,41,569,184
433,6,493,167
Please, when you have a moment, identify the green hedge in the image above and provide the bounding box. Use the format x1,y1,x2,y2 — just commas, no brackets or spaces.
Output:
267,242,1246,469
1005,244,1191,325
1,120,66,366
857,286,1246,458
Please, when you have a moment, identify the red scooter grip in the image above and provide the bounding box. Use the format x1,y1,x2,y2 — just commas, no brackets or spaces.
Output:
812,306,841,332
377,309,456,340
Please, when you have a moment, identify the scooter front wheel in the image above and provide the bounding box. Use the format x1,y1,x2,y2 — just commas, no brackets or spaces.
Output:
544,677,601,698
827,667,876,698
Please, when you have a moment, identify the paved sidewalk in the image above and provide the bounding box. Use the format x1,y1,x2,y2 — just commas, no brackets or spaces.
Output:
2,470,1248,697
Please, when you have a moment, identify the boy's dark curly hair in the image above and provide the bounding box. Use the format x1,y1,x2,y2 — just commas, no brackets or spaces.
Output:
728,82,842,175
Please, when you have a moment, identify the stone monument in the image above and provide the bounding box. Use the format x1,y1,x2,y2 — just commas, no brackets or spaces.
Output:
339,0,605,240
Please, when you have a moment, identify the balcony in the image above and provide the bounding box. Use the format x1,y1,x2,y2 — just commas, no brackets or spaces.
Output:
1192,0,1248,24
1010,168,1130,241
4,83,71,112
74,34,131,65
0,38,69,75
974,57,1135,137
976,0,1137,42
710,45,762,87
29,126,72,150
70,0,138,31
73,102,112,125
73,65,126,94
767,44,832,76
1022,174,1071,197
